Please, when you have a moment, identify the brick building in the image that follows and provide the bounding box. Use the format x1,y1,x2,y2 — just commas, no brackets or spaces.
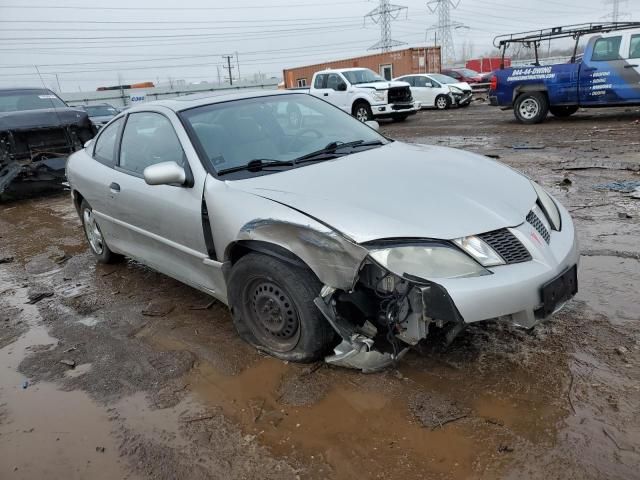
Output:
283,46,442,88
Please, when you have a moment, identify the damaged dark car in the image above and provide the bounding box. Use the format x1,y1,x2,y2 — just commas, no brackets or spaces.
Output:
66,91,578,372
0,88,95,199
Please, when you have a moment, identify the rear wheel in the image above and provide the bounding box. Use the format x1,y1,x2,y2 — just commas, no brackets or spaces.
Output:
549,105,579,118
227,253,336,363
435,95,451,110
80,199,121,264
514,92,549,124
352,101,373,122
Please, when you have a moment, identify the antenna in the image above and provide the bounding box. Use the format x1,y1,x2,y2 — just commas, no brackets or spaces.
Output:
427,0,463,66
365,0,408,52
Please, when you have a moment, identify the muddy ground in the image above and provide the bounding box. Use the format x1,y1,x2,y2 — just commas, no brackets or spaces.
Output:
1,103,639,480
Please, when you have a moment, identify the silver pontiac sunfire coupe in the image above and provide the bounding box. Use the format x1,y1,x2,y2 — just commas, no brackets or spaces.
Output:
67,90,578,371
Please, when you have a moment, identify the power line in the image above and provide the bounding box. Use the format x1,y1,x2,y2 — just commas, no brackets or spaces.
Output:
364,0,408,52
0,1,357,10
427,0,464,66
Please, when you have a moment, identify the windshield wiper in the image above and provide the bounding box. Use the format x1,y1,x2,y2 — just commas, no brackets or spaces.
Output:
294,140,386,164
217,158,295,176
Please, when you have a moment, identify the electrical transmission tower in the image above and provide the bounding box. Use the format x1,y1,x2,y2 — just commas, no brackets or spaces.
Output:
427,0,461,66
365,0,408,52
604,0,629,22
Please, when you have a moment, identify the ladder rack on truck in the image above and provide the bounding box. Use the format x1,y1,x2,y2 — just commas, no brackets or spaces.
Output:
494,22,640,68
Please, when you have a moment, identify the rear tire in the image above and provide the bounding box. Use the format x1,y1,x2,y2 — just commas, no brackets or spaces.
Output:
80,199,121,264
435,95,451,110
352,101,373,122
227,253,337,363
514,92,549,124
549,105,579,118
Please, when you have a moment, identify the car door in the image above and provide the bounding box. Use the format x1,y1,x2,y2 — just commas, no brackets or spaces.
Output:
323,73,349,111
105,109,221,294
579,34,627,105
414,75,436,106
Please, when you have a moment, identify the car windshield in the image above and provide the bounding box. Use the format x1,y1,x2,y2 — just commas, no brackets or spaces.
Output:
341,69,386,84
180,93,387,176
0,89,67,113
459,68,479,77
85,105,118,116
429,74,459,84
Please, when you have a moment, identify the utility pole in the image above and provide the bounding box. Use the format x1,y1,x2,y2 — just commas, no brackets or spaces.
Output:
364,0,408,52
235,51,241,84
222,55,235,85
427,0,462,66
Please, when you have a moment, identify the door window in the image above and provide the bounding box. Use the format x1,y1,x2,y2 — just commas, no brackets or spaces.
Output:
119,112,185,175
629,35,640,59
326,74,343,90
313,74,327,89
398,76,414,86
591,36,622,61
414,76,430,87
380,64,393,81
93,117,123,166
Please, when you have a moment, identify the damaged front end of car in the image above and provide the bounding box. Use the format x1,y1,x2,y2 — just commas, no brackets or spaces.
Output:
315,256,466,372
0,108,95,199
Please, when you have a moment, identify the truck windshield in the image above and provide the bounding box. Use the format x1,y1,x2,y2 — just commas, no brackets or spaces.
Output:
342,69,386,84
0,90,67,113
180,93,387,176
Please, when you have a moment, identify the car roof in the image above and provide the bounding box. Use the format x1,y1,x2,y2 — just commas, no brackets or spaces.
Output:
0,87,53,93
125,89,299,113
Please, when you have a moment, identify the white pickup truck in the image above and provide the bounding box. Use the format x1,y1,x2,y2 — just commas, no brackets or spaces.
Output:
296,68,418,122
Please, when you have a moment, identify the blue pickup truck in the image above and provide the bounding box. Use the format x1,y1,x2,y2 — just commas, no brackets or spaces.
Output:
489,23,640,123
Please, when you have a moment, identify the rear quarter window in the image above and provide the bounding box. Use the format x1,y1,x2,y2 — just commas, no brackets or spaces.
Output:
93,117,123,167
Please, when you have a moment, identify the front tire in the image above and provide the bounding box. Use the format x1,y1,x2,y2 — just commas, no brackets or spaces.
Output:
80,199,120,264
514,92,549,124
352,101,373,122
227,253,336,363
549,105,579,118
435,95,451,110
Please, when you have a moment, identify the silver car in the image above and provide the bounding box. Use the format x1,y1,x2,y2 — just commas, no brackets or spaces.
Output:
66,91,579,371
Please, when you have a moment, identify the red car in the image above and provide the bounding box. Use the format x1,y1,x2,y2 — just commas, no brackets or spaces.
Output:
441,68,484,84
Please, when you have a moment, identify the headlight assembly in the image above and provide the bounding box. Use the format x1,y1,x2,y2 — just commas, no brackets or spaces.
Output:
449,86,463,94
453,236,505,267
369,243,490,280
371,90,387,102
531,181,561,230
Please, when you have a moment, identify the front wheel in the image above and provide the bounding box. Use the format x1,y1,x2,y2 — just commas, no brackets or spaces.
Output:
352,102,373,122
80,199,121,264
435,95,451,110
227,253,337,363
514,92,549,124
549,106,579,118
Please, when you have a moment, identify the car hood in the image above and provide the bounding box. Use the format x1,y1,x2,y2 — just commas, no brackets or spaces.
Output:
0,107,90,132
448,81,472,92
228,142,537,243
356,80,409,91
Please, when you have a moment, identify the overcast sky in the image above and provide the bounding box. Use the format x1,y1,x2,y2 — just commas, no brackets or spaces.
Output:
0,0,638,92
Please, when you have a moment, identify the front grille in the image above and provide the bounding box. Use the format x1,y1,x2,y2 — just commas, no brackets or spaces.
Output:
478,228,532,264
527,211,551,243
388,86,412,104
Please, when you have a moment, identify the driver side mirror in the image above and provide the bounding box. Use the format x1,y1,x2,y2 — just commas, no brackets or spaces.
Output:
336,82,347,91
143,161,186,186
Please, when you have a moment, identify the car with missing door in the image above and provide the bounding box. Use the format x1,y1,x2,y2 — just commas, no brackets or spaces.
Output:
66,90,579,371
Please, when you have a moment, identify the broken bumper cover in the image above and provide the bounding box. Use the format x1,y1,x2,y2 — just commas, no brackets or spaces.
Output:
371,102,418,118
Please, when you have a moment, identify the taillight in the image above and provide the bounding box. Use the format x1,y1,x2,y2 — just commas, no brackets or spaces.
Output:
490,75,498,91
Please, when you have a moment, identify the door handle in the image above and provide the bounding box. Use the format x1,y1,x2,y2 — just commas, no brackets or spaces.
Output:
323,93,329,96
624,64,638,68
109,182,120,193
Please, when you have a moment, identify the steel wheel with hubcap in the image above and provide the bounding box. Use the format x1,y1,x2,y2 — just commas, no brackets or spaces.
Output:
514,92,549,124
